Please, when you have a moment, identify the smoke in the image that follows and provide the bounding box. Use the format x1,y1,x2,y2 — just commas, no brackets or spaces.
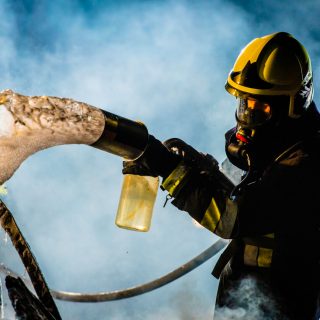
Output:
214,277,287,320
0,0,319,319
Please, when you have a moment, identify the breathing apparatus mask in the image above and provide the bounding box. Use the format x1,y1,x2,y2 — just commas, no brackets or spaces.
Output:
224,32,314,172
226,95,286,171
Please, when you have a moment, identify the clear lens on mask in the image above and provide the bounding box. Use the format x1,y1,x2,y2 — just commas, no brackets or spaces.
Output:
236,97,272,127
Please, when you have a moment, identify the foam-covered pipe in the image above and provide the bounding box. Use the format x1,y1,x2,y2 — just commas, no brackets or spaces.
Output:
0,89,148,184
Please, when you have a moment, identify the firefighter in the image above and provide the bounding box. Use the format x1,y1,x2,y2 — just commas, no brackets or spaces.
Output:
123,32,320,319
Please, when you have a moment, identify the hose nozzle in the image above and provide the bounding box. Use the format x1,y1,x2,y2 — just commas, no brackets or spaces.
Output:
91,110,149,160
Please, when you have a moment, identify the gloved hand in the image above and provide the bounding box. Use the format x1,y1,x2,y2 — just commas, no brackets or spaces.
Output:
122,135,181,178
163,138,233,191
163,138,219,176
161,138,234,214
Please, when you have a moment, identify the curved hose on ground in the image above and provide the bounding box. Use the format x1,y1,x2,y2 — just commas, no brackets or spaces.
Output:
0,190,228,304
51,239,228,302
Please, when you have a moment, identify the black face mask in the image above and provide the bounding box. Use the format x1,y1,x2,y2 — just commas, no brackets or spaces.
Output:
225,100,320,172
225,126,249,171
225,96,297,171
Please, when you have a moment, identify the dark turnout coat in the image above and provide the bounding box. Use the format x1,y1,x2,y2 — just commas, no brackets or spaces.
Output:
161,120,320,319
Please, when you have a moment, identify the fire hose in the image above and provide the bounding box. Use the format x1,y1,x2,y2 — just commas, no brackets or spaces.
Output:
0,200,227,305
51,239,227,302
0,90,228,315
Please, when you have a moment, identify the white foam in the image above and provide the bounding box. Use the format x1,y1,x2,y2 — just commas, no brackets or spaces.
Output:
0,106,15,137
0,89,105,184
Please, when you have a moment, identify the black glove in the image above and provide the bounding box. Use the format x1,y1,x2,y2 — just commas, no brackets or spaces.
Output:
122,135,181,178
163,138,219,177
163,138,234,191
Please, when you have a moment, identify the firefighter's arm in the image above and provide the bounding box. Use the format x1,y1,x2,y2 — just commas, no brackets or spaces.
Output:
160,139,237,238
122,136,238,238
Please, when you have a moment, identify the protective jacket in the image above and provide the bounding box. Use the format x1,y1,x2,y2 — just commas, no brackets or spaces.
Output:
161,119,320,319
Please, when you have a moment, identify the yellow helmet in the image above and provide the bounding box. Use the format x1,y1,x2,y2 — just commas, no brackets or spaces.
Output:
225,32,313,118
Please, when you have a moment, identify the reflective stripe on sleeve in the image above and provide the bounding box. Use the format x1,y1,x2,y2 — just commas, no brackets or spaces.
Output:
200,198,221,233
201,197,238,238
161,161,190,196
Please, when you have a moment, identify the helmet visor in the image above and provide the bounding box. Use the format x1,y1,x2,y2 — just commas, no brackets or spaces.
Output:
236,97,272,127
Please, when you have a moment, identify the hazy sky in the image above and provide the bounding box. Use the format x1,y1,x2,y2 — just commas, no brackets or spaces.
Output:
1,0,320,319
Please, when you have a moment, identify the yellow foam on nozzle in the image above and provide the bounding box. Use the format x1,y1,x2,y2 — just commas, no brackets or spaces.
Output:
0,184,8,195
0,95,7,105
